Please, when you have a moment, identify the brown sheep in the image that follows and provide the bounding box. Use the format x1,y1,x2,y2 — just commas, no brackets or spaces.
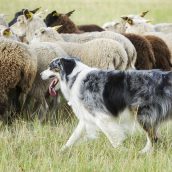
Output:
144,35,172,71
44,10,104,33
0,38,37,123
123,33,155,70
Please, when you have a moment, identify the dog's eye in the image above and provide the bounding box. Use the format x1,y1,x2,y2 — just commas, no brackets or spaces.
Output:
54,68,59,72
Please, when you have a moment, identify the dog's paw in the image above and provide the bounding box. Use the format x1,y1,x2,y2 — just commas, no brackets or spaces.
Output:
139,146,153,154
60,145,68,153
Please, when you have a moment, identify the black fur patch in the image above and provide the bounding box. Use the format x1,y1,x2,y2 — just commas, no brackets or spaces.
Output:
103,72,127,116
44,11,59,27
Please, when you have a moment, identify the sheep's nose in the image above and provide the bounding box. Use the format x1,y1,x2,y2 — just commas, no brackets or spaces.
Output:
40,72,43,76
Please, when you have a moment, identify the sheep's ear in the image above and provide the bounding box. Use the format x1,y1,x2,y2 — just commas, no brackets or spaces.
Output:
31,7,41,14
121,16,128,21
52,11,60,17
66,10,75,17
127,18,133,25
52,25,63,31
140,10,149,17
23,9,33,20
2,28,11,37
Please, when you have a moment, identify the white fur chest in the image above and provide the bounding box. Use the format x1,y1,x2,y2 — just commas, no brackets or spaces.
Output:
68,69,96,123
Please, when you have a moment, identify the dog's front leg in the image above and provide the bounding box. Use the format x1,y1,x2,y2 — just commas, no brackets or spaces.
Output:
61,121,85,151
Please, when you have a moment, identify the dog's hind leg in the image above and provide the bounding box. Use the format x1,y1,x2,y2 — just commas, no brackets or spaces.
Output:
61,121,85,151
137,105,159,154
96,115,126,148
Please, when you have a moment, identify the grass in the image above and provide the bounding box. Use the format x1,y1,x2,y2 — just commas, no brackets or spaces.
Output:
0,0,172,171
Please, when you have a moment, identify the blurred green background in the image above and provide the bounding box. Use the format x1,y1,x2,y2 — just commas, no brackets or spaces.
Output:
0,0,171,25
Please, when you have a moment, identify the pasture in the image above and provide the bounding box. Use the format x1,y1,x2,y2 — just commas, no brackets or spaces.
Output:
0,0,172,171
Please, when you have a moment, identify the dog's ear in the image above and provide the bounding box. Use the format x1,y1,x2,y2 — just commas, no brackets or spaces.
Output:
23,9,33,20
31,7,41,14
60,58,76,75
66,10,75,17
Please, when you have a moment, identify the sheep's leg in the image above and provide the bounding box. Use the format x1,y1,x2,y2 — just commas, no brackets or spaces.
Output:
11,86,22,113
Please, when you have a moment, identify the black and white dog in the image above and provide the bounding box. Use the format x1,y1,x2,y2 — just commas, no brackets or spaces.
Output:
41,57,172,153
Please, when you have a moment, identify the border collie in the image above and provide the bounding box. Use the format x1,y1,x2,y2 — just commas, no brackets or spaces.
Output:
41,57,172,153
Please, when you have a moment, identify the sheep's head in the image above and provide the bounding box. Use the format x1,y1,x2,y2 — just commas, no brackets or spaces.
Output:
44,10,75,27
8,7,41,26
10,15,26,37
102,21,125,33
121,10,149,22
125,18,153,34
32,26,63,43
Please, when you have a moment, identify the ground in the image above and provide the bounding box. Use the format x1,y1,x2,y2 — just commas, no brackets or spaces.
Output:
0,0,172,171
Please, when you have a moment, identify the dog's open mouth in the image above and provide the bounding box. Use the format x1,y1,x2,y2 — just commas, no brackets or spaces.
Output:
49,78,59,96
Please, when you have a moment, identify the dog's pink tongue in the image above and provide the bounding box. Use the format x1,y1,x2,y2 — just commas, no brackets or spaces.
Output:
49,78,58,97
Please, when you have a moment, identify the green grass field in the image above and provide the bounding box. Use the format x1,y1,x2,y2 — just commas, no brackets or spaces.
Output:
0,0,172,171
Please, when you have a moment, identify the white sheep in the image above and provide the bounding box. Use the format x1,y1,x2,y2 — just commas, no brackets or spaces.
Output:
36,27,136,69
102,11,149,33
25,41,68,119
32,27,129,70
11,10,137,69
11,9,46,43
154,23,172,34
123,18,172,63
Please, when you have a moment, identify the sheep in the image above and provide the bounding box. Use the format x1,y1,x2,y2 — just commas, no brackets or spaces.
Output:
102,20,126,33
123,18,172,63
123,33,155,69
32,27,129,70
11,9,46,43
10,10,69,119
0,38,37,123
125,18,155,34
44,10,104,33
102,10,149,33
154,23,172,34
144,35,172,70
21,41,69,121
125,17,172,34
60,30,137,69
11,11,137,69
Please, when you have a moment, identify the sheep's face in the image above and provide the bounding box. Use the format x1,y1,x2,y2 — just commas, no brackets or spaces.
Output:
32,26,62,43
125,18,153,34
10,15,26,37
103,21,125,33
